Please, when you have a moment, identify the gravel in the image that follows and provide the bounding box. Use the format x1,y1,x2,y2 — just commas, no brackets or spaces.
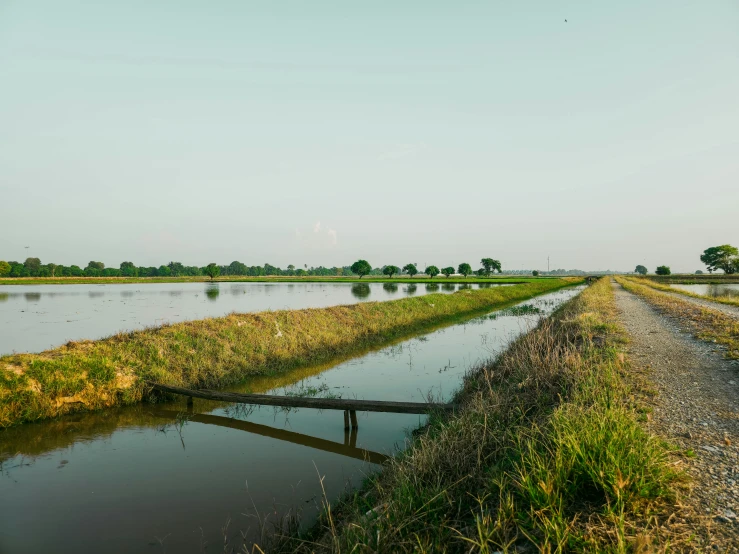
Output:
614,281,739,548
659,288,739,320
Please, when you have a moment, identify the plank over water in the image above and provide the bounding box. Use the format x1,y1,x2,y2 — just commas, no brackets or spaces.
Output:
149,382,453,414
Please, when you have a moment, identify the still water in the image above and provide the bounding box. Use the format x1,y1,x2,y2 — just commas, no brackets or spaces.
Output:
670,283,739,299
0,286,582,553
0,282,506,356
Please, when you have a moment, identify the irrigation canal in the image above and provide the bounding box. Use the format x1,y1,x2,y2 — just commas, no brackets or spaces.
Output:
0,285,583,553
0,281,510,355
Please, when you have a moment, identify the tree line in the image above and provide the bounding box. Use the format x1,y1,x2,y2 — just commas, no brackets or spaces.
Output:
351,258,502,278
0,257,504,279
0,259,359,279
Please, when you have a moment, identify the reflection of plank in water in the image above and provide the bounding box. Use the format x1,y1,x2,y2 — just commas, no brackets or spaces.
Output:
150,382,451,414
151,409,389,465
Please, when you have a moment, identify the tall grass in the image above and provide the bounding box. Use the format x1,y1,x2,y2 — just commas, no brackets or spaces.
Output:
269,278,692,553
0,279,577,428
630,276,739,308
617,276,739,359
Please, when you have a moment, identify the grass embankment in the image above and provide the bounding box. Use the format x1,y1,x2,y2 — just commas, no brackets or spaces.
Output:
273,278,690,553
646,274,739,285
0,279,578,429
617,276,739,359
628,276,739,308
0,276,539,286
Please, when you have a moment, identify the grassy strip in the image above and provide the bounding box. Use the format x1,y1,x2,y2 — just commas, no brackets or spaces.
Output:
271,278,692,553
616,277,739,359
0,276,539,286
0,278,578,428
631,276,739,308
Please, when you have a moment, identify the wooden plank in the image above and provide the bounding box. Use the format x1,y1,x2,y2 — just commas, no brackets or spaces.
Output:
150,409,389,465
149,382,453,414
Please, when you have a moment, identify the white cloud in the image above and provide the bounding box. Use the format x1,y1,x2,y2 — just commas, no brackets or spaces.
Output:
296,222,338,249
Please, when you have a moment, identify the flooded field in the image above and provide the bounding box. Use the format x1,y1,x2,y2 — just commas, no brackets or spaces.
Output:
0,286,582,553
0,282,505,355
670,283,739,298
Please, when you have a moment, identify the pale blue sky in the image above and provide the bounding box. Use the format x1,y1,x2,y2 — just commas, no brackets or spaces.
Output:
1,1,737,272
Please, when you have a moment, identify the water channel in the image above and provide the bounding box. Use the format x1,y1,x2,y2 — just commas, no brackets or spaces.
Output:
0,282,506,356
0,285,582,553
670,283,739,299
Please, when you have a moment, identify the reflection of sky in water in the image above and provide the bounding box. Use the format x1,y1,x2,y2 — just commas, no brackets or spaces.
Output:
671,283,739,298
0,282,511,355
0,285,581,554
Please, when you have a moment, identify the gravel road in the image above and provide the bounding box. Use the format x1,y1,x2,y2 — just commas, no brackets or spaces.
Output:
614,280,739,549
659,288,739,319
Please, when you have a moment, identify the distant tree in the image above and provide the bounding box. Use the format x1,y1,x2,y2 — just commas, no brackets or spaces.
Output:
532,270,539,277
457,263,472,278
425,265,440,278
441,266,454,278
700,245,739,274
46,263,58,277
70,265,84,277
695,270,703,275
655,265,671,276
24,257,42,274
120,261,138,277
205,263,220,281
382,265,400,278
480,258,502,276
0,261,10,277
350,259,372,278
86,261,105,271
634,265,648,275
403,263,418,278
227,261,248,276
476,268,486,277
165,261,183,276
158,265,171,277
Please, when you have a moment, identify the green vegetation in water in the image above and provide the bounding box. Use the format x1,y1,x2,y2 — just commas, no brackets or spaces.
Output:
269,278,693,552
0,278,580,428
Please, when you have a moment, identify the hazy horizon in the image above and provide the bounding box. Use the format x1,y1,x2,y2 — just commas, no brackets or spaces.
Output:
1,1,737,274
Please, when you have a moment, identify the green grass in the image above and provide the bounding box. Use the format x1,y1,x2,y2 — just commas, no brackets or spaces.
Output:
0,278,580,428
269,278,694,553
0,275,543,286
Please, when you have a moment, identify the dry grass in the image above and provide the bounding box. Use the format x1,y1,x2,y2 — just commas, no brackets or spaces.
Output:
0,279,578,428
267,278,701,553
630,276,739,308
617,277,739,359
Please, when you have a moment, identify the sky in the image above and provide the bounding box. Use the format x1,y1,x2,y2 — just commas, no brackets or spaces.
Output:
1,1,737,273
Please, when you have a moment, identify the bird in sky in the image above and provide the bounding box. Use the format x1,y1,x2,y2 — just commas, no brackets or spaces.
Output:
564,19,568,23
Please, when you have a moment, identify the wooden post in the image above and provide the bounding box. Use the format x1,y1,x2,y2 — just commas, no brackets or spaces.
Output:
349,410,358,430
343,410,350,431
349,427,357,448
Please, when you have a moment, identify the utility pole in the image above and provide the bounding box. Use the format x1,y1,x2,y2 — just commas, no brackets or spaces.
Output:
547,256,550,273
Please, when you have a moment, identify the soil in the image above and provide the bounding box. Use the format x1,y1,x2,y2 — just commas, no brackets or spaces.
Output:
613,280,739,549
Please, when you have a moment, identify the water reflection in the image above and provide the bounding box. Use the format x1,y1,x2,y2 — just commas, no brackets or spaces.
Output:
459,284,472,290
121,291,134,298
671,283,739,299
88,291,104,298
205,284,220,301
404,284,418,295
382,282,398,294
351,283,371,299
442,283,456,292
425,283,440,292
24,292,41,302
0,293,7,302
